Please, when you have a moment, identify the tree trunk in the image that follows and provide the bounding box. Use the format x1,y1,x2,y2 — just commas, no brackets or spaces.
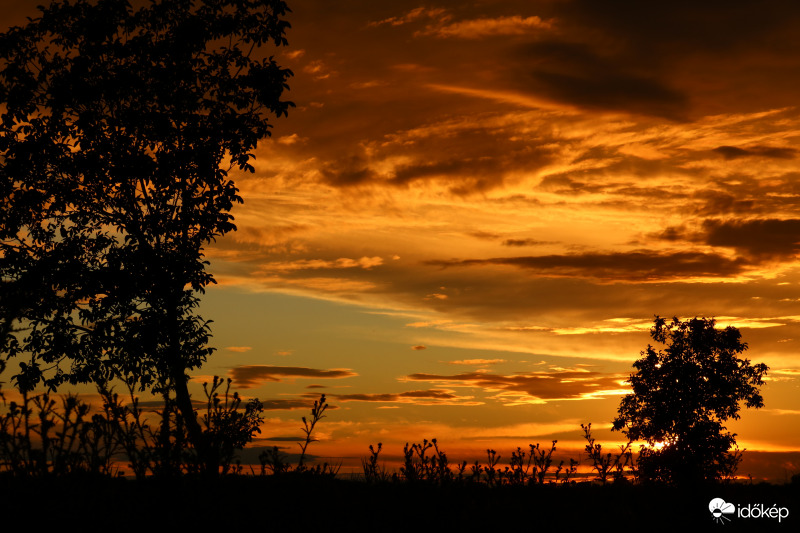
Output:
170,366,218,476
164,284,218,477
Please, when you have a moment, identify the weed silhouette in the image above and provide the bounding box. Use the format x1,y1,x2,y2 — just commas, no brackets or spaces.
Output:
258,394,339,477
582,423,636,484
361,442,390,483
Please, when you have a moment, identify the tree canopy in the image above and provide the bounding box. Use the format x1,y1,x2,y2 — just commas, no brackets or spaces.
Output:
0,0,293,466
612,316,768,484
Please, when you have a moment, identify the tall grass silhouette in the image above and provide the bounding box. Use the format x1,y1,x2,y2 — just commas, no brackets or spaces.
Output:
0,385,763,486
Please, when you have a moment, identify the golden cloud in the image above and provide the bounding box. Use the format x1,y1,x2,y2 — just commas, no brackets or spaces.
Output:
448,359,507,365
326,389,482,406
416,15,553,39
403,369,629,404
230,366,358,389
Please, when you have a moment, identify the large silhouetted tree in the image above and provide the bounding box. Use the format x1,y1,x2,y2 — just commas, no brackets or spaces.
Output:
0,0,292,470
612,316,768,484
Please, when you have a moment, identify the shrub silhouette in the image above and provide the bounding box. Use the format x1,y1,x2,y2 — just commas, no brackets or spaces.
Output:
613,316,768,484
377,438,588,486
0,376,263,477
361,442,390,483
200,377,264,475
581,423,635,484
258,394,339,477
0,390,123,476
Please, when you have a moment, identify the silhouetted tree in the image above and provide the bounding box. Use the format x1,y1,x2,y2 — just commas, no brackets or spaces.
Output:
612,316,768,484
0,0,292,471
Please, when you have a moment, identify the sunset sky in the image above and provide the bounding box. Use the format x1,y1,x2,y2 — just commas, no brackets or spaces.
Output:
5,0,800,481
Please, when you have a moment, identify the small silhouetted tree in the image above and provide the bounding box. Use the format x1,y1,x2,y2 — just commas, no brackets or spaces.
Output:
0,0,292,471
612,316,768,484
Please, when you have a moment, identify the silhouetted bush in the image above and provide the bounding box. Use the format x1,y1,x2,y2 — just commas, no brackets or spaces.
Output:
257,393,340,477
0,376,264,477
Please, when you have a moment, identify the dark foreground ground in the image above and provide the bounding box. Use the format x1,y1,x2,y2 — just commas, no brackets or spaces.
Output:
3,475,797,532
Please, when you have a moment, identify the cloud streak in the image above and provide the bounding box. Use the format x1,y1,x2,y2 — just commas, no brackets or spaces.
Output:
657,219,800,260
327,389,482,406
230,366,358,389
428,251,750,282
417,15,553,39
713,145,797,160
404,369,628,404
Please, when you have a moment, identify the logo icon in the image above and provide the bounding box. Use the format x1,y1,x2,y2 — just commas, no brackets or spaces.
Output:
709,498,736,524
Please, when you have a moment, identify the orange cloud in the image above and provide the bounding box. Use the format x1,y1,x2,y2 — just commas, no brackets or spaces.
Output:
263,256,384,272
417,15,553,39
403,369,628,404
448,359,507,365
327,389,482,406
260,399,337,411
230,366,358,389
428,251,750,282
225,346,252,353
368,7,447,28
